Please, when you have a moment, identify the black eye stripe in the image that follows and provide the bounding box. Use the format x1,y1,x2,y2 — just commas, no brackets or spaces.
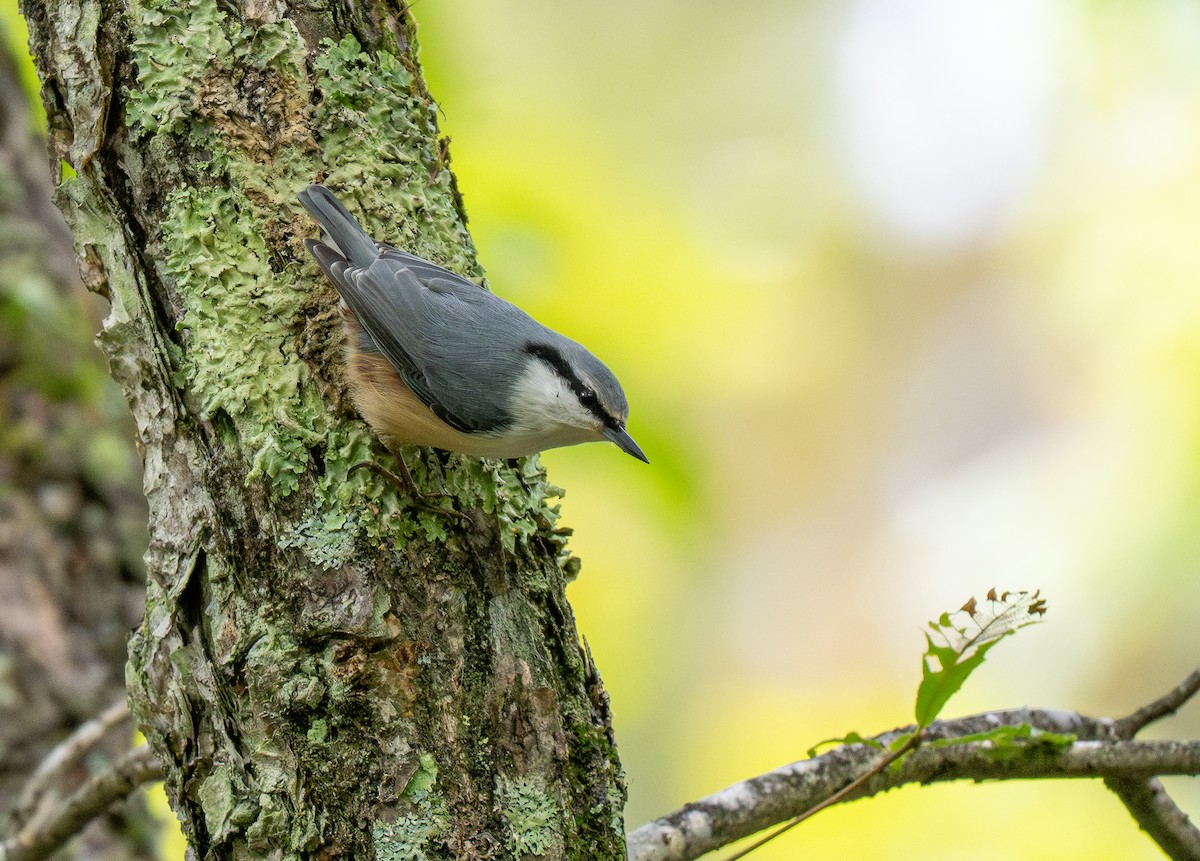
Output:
526,343,613,425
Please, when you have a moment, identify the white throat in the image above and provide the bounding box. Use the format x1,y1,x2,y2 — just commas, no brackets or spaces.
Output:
501,358,602,452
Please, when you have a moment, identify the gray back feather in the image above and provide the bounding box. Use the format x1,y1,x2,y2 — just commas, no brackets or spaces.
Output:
300,185,628,434
345,256,541,433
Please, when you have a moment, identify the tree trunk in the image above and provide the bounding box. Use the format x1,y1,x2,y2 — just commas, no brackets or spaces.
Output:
20,1,626,858
0,32,156,861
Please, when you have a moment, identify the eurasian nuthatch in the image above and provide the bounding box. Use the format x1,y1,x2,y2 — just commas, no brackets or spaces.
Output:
298,185,648,464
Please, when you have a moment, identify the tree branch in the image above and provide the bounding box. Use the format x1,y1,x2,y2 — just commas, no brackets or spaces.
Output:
1113,670,1200,739
0,745,162,861
627,698,1200,861
12,699,130,820
1105,777,1200,861
1100,669,1200,861
720,731,923,861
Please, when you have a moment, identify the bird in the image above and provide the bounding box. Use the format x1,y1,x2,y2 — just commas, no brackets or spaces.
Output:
298,184,648,471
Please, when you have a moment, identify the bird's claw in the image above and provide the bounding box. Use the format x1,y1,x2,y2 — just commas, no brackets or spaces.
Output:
349,458,470,525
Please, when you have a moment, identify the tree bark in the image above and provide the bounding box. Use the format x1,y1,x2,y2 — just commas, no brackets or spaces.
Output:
20,1,626,858
0,31,156,861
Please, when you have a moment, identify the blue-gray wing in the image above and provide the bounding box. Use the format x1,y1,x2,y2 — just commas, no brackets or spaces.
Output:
338,250,542,434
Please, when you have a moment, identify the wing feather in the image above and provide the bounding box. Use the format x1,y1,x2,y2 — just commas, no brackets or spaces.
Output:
333,250,545,434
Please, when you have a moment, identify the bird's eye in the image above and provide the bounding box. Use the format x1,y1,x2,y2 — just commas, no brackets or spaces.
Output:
579,388,598,406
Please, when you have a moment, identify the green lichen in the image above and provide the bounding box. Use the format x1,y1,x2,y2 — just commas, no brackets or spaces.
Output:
496,775,561,858
127,0,328,508
603,781,627,848
449,457,567,554
126,0,230,136
372,753,449,861
198,770,235,839
306,718,328,744
278,508,361,569
400,752,438,801
373,818,442,861
160,182,318,496
126,0,305,138
311,36,477,269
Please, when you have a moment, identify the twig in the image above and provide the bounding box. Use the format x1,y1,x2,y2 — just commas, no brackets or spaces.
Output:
1113,670,1200,739
721,731,923,861
1099,669,1200,861
1105,777,1200,861
627,692,1200,861
14,699,130,819
0,744,162,861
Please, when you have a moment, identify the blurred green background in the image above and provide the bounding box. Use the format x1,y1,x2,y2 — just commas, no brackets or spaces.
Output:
6,1,1200,858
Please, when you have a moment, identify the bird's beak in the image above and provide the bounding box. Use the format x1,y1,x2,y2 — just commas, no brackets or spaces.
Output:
603,425,649,464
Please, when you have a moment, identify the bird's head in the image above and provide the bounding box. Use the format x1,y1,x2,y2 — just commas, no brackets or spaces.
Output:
511,340,648,463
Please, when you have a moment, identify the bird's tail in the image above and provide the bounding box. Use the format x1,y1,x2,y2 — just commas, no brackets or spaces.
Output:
297,185,379,268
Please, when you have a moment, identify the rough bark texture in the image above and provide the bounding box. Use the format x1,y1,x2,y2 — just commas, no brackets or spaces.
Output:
20,1,626,858
0,32,156,861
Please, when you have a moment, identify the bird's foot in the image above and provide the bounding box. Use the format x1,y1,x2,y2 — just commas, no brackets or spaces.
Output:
350,457,469,525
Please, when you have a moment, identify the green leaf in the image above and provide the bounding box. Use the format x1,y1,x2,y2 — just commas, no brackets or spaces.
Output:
914,634,995,727
914,589,1047,728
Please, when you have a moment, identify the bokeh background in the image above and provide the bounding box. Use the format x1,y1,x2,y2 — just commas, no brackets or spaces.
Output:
5,0,1200,858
